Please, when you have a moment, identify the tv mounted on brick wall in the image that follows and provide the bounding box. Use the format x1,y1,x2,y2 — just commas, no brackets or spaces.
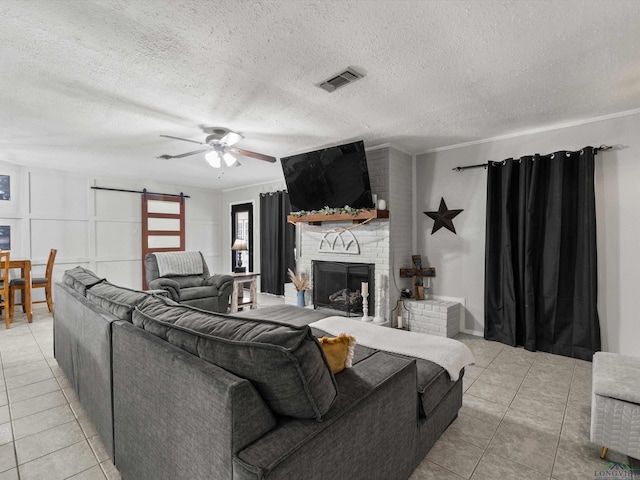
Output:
281,140,374,211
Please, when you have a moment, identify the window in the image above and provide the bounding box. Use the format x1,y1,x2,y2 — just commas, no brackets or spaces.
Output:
231,203,253,272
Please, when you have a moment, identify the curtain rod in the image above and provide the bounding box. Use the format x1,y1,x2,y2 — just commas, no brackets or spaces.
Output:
90,186,190,198
452,145,612,172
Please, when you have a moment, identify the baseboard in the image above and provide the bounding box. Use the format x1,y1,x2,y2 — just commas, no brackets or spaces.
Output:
460,328,483,337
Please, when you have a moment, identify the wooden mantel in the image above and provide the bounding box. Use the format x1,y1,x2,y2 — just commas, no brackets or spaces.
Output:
287,209,389,225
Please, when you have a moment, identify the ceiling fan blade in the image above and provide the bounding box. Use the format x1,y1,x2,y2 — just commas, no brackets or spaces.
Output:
156,148,211,159
159,134,206,145
229,147,277,163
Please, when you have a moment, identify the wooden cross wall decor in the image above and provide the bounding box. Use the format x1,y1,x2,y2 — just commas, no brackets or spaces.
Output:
399,255,435,300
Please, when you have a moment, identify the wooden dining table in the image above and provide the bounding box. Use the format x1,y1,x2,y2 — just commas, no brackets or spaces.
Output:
9,259,32,322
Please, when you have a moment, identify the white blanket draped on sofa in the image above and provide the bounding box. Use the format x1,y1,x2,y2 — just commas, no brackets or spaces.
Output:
310,317,475,381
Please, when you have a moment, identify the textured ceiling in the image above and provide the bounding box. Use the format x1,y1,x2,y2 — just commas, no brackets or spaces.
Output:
1,0,640,189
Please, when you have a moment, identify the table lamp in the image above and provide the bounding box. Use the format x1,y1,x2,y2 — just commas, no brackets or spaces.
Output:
231,239,248,268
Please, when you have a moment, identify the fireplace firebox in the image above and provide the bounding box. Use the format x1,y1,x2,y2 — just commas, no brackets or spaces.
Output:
313,261,374,317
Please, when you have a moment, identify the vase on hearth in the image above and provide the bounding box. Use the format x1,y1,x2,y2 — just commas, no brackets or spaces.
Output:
297,290,306,307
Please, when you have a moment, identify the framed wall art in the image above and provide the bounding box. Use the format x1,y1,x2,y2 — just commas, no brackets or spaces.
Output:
0,226,9,250
0,175,10,201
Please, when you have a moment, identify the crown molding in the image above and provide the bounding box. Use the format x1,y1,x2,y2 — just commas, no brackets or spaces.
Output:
420,107,640,155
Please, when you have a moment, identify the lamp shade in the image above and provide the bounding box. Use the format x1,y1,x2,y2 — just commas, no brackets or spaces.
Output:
231,239,248,251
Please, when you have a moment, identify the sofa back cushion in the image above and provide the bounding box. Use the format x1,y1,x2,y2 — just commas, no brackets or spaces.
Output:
133,295,337,421
62,266,105,295
86,282,151,322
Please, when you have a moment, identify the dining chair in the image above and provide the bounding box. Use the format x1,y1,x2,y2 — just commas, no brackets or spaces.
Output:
10,248,57,317
0,251,11,328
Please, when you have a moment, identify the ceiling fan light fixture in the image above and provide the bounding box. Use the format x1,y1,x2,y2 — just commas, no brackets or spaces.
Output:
220,131,243,146
158,128,277,168
223,152,238,166
205,151,221,168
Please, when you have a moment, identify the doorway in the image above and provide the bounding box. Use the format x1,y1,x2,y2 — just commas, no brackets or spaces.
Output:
231,202,253,272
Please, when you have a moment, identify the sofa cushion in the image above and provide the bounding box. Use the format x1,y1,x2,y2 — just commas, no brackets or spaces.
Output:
236,305,334,327
172,275,205,289
133,296,338,421
62,266,105,295
179,285,217,301
86,282,151,322
311,327,456,419
414,358,460,418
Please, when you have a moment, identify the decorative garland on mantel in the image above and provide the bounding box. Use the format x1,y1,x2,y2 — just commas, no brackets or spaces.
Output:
289,216,375,235
288,205,385,234
288,206,369,218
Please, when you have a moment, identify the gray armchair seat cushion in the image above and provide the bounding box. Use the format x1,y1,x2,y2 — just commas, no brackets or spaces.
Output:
133,295,338,420
203,275,230,288
168,275,209,289
179,285,222,302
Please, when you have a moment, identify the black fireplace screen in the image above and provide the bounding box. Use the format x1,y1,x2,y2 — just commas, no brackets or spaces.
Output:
313,261,374,317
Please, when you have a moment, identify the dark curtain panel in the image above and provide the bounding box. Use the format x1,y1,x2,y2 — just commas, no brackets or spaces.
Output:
484,147,601,361
260,191,295,295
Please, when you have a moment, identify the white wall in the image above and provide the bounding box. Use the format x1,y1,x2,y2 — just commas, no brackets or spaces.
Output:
0,163,221,295
416,112,640,356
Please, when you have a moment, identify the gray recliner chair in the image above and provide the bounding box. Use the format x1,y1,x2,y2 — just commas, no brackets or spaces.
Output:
144,251,233,313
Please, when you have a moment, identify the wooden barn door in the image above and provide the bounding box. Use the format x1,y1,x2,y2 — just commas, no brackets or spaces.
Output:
141,192,185,289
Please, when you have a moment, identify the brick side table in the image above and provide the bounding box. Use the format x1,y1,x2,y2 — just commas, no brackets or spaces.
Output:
403,299,461,338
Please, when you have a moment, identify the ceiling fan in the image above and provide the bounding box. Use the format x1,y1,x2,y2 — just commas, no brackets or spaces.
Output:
157,127,277,168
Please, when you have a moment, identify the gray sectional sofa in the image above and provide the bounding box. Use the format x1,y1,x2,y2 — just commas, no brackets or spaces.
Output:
54,267,464,480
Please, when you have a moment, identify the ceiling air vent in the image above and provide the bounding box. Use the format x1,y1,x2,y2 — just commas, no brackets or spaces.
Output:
316,67,365,93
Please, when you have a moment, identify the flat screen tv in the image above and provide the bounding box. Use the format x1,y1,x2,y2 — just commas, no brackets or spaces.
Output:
281,140,374,211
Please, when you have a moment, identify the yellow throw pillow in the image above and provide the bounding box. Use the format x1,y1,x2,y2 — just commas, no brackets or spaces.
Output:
318,334,356,374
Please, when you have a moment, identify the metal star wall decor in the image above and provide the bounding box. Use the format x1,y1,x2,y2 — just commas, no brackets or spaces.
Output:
424,198,463,235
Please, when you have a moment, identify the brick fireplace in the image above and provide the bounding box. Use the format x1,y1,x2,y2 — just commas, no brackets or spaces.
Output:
286,216,390,318
284,145,414,326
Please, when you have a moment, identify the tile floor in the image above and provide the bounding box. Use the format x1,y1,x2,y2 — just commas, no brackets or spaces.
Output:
0,306,118,480
0,300,630,480
410,332,631,480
